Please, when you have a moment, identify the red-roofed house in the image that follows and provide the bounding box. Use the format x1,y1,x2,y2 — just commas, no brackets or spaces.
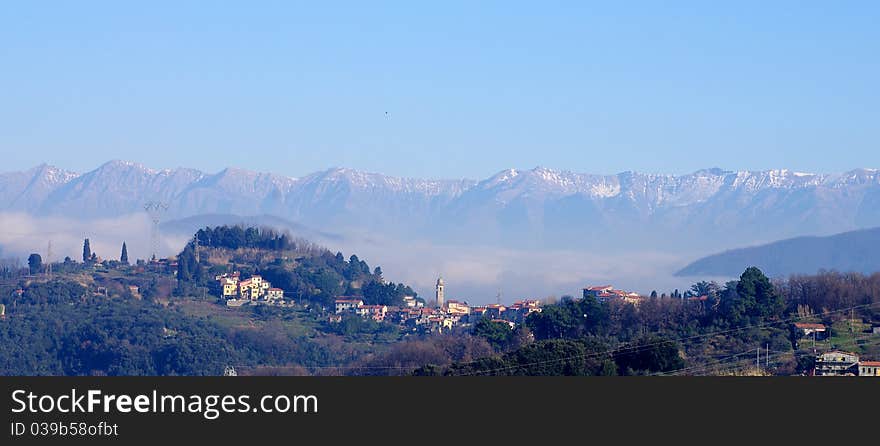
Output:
858,361,880,377
583,286,613,299
793,322,827,339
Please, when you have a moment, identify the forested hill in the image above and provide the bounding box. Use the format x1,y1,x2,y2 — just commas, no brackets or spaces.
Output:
0,225,422,376
178,225,421,308
676,226,880,278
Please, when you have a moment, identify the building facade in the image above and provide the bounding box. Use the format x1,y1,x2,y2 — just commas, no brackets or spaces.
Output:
858,361,880,377
815,351,860,376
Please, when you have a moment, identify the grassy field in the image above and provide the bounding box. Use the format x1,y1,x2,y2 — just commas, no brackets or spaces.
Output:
177,298,325,336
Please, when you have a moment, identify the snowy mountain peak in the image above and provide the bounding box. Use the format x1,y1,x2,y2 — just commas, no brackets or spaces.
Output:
2,161,880,251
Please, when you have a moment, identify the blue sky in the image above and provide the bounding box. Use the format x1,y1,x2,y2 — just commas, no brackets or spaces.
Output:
1,1,878,179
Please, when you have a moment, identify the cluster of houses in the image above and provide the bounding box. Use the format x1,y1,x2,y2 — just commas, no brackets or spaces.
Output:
331,280,655,332
332,296,543,333
215,272,285,306
583,285,644,305
814,351,880,376
332,277,542,333
790,322,879,376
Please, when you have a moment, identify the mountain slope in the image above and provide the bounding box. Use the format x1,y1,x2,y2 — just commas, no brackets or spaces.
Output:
2,161,880,252
675,227,880,277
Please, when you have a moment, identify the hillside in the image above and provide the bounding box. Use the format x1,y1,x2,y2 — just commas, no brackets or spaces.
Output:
0,225,422,376
676,227,880,277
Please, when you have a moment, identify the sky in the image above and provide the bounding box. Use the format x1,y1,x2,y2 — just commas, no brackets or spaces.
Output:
1,1,879,180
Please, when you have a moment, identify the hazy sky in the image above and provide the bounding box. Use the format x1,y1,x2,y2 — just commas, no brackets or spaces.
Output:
1,1,878,179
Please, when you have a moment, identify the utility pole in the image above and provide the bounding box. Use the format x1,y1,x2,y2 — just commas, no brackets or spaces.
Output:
851,308,856,343
756,347,760,372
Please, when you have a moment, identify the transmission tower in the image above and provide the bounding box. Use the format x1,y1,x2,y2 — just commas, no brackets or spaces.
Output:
46,240,53,278
144,201,169,260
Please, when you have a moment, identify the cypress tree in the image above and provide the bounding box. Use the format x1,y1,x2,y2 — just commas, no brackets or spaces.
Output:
121,242,129,265
82,239,91,263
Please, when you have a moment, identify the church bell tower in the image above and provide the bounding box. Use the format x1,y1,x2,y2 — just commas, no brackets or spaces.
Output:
435,276,445,308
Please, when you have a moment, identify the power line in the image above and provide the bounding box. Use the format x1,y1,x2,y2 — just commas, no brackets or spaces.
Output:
663,334,880,377
701,337,880,377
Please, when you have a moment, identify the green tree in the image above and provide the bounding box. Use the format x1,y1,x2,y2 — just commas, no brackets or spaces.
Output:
690,281,718,297
614,336,684,375
27,253,42,275
737,267,784,319
473,318,514,351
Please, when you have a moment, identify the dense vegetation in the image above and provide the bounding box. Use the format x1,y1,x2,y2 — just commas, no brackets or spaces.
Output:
421,267,880,376
0,278,387,375
177,225,421,308
0,225,426,376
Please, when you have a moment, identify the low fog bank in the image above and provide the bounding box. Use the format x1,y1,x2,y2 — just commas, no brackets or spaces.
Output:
0,212,729,305
0,212,189,265
328,236,727,305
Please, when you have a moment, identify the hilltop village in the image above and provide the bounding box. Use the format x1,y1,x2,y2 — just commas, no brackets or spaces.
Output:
216,272,544,334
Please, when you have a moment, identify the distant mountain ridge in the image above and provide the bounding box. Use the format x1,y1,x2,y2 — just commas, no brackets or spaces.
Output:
3,160,880,251
675,226,880,278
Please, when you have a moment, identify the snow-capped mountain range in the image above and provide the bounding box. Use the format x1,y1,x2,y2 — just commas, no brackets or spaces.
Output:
3,160,880,251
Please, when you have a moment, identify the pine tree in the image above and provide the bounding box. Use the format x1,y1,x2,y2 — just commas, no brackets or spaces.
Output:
82,239,92,263
120,242,129,265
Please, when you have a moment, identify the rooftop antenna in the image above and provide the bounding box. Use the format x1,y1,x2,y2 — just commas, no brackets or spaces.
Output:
144,201,169,260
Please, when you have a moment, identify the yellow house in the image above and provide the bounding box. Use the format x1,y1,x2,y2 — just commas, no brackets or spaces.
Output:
216,272,242,298
220,278,239,297
445,300,470,316
239,275,271,300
